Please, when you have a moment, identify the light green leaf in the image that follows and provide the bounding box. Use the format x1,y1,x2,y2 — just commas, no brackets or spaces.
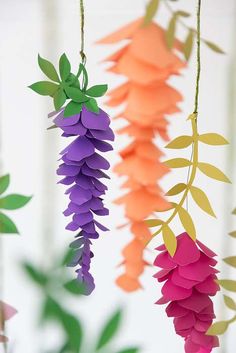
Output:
143,0,160,26
64,101,82,118
223,295,236,311
183,30,194,61
86,84,108,97
217,279,236,292
198,162,231,183
166,15,177,49
162,225,177,257
63,280,84,295
59,53,71,81
207,321,228,335
96,309,123,350
85,98,99,114
116,349,139,353
166,183,187,196
229,231,236,238
223,256,236,268
175,10,190,17
198,133,229,145
0,174,10,195
53,88,67,110
145,219,163,228
29,81,59,96
178,206,196,241
190,185,216,217
204,40,225,54
0,212,19,234
165,136,193,149
38,54,60,82
22,262,48,286
0,194,32,210
64,86,88,102
164,158,192,168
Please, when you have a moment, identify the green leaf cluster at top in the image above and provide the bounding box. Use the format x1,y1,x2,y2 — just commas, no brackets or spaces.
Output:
29,54,108,118
0,174,31,235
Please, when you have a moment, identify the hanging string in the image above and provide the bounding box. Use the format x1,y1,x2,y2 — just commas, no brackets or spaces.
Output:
80,0,86,64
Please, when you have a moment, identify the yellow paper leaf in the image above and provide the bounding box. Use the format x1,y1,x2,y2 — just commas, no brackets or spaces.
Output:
143,0,160,26
229,231,236,238
162,225,177,257
204,40,225,54
190,185,216,217
166,183,187,196
206,321,228,336
223,295,236,311
165,136,193,149
198,133,229,145
145,219,163,228
183,30,194,61
223,256,236,268
198,162,231,183
217,280,236,292
232,208,236,215
178,206,196,241
166,15,177,49
164,158,192,168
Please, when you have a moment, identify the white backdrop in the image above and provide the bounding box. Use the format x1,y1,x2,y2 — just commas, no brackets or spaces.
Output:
1,0,236,352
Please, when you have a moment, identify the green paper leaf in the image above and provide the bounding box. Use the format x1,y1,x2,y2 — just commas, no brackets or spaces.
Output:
0,194,31,210
198,162,231,183
198,133,229,145
223,295,236,311
165,136,193,149
53,88,67,110
29,81,59,96
85,98,99,114
204,40,225,54
178,206,196,241
166,15,177,49
64,101,82,118
217,279,236,292
0,212,19,234
86,84,108,97
63,280,84,295
59,54,71,81
166,183,187,196
223,256,236,268
164,158,192,168
64,86,88,102
96,309,123,350
38,55,60,82
162,225,177,257
0,174,10,195
22,262,48,286
207,321,228,335
80,64,89,91
143,0,160,26
60,312,83,351
116,349,139,353
183,30,194,61
190,185,216,217
145,219,163,228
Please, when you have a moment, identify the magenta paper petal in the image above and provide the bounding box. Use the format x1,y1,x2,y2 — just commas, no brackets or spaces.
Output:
197,348,212,353
66,136,95,161
172,268,199,289
178,255,215,281
190,329,213,347
197,240,216,258
166,302,189,318
172,233,200,266
162,280,192,301
185,338,200,353
154,251,176,269
174,312,196,331
195,275,220,296
179,292,211,313
194,320,211,332
153,268,172,282
155,296,170,305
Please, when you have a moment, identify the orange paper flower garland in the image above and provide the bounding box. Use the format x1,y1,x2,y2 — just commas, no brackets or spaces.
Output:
98,18,186,291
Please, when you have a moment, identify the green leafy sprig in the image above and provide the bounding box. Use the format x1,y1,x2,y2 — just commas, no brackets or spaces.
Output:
29,54,108,117
0,174,31,234
22,248,140,353
144,0,225,60
207,208,236,336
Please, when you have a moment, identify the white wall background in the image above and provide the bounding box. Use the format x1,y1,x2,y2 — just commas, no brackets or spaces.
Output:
1,0,236,352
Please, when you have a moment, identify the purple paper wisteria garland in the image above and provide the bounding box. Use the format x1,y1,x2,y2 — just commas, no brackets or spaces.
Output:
30,53,113,294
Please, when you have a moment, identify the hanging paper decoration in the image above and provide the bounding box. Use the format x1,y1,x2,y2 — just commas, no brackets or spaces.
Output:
30,0,113,294
98,17,185,292
207,208,236,336
0,301,17,343
154,233,219,353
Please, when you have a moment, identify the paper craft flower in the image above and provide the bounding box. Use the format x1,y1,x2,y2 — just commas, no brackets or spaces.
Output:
98,18,185,291
54,106,114,294
154,233,219,353
0,301,17,343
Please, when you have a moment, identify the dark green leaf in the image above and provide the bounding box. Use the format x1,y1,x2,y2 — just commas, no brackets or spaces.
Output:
22,262,48,286
29,81,59,96
0,174,10,195
59,54,71,81
80,64,89,91
64,101,82,118
38,55,60,82
204,40,225,54
61,247,76,266
116,349,139,353
0,194,31,210
86,84,108,97
85,98,99,114
0,212,19,234
64,86,88,102
60,311,83,351
53,88,67,110
166,15,177,49
63,280,84,295
96,308,123,350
